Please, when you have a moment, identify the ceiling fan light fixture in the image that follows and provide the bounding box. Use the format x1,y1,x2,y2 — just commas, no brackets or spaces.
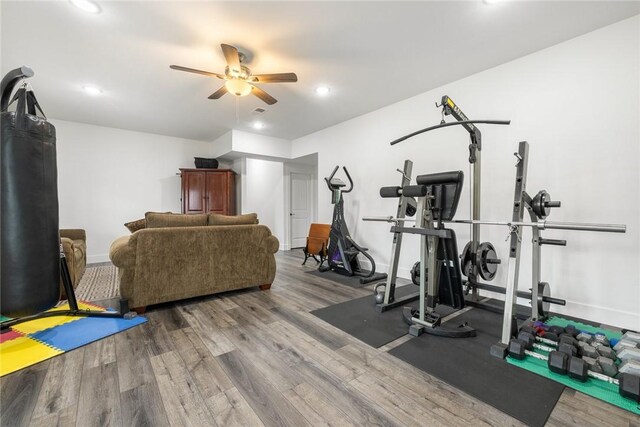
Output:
225,79,252,97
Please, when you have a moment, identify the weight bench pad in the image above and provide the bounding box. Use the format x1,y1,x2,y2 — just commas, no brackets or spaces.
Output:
416,170,464,220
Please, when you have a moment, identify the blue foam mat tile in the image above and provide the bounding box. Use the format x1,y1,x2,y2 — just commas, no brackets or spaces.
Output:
30,315,147,351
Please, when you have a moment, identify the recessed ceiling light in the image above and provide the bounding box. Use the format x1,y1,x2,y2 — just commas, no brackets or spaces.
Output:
69,0,101,14
482,0,500,4
252,121,265,130
315,86,330,96
82,85,103,96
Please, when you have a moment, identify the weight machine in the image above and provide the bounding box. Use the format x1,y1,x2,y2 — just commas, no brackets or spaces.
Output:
374,96,509,314
367,96,626,340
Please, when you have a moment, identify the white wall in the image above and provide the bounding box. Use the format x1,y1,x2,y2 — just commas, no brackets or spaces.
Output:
242,158,286,248
292,16,640,329
54,119,212,262
232,130,292,159
211,131,233,158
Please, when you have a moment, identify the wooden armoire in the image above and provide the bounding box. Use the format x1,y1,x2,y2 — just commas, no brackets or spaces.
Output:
179,169,236,215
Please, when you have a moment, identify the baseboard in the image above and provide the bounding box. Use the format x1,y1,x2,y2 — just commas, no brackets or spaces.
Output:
549,299,639,331
281,243,291,251
87,254,110,264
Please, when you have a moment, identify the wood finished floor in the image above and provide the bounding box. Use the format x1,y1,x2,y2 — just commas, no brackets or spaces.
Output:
2,250,640,427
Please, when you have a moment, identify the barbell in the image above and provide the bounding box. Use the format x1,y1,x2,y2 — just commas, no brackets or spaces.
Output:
362,216,626,233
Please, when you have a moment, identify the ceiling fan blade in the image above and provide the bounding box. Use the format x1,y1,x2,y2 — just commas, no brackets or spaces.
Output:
170,65,224,79
208,85,228,99
252,73,298,83
251,85,277,105
221,44,241,73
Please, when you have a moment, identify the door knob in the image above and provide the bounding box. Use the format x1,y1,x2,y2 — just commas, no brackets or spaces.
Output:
290,213,294,216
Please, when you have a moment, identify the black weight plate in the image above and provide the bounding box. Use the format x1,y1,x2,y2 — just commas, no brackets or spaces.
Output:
477,242,498,281
538,282,550,318
461,241,473,277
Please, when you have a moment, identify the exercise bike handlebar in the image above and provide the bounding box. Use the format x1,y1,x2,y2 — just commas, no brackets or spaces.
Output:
324,166,354,193
342,167,354,193
324,165,340,192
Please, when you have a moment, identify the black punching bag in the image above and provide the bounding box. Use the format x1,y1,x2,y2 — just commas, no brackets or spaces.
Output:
1,67,60,317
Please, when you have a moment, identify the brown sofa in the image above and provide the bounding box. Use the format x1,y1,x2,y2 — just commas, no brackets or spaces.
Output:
109,213,279,311
60,229,87,297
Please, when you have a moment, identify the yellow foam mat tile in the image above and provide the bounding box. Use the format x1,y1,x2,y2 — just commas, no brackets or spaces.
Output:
0,336,62,376
11,302,106,335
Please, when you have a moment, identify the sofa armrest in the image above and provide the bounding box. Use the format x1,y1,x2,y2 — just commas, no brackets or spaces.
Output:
110,235,136,268
266,235,280,254
60,237,74,259
60,229,86,242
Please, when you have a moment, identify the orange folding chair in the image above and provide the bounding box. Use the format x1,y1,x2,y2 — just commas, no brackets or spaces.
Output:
302,223,331,265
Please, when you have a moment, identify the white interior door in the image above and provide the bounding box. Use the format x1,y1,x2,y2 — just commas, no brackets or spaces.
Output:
290,173,312,249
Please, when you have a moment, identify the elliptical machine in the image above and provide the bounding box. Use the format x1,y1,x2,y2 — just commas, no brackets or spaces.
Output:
319,166,387,284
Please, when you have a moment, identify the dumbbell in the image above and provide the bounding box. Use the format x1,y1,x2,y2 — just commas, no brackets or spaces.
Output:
577,331,611,348
508,339,640,403
581,356,618,377
620,360,640,376
519,330,618,377
517,331,579,357
524,325,616,358
521,325,562,345
526,322,578,341
562,357,639,402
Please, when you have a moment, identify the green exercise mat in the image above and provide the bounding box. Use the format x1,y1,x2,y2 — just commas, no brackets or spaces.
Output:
507,316,640,415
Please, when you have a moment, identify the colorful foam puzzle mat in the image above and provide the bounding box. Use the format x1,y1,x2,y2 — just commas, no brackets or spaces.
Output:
0,301,146,376
507,316,640,415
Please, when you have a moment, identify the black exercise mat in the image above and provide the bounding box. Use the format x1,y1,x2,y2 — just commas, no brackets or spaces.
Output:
311,284,455,348
306,269,385,289
388,308,565,427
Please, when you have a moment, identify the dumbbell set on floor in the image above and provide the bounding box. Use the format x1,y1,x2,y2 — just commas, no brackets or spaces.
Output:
520,322,640,376
509,323,640,403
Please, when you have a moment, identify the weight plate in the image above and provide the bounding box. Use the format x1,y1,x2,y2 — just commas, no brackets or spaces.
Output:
405,197,417,217
476,242,498,281
410,261,421,286
537,282,550,318
533,190,551,219
460,241,473,277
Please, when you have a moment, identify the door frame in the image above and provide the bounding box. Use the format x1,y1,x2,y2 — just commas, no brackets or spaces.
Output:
285,164,317,251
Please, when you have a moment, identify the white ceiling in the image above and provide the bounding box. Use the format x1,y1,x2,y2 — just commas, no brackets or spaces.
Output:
2,1,639,142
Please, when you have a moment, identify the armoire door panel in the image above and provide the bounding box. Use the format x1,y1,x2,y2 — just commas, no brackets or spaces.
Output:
206,173,227,213
182,171,206,213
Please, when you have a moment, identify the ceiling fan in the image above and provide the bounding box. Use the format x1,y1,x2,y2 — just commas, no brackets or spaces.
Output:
170,44,297,105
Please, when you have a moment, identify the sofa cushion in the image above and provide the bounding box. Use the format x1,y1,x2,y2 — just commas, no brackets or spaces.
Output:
124,218,146,233
208,212,259,226
145,212,208,228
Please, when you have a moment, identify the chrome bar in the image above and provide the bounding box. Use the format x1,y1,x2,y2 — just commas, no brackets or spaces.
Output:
364,217,626,233
449,219,626,233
